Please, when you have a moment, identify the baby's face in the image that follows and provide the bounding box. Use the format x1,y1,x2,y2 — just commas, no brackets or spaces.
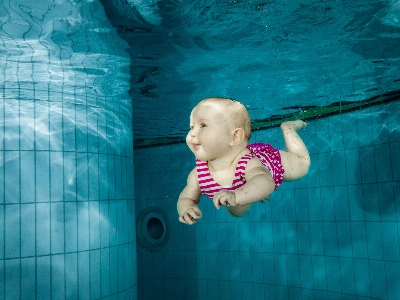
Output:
186,102,233,161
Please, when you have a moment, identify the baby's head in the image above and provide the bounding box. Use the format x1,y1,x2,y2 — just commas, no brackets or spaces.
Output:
196,97,252,141
187,97,252,161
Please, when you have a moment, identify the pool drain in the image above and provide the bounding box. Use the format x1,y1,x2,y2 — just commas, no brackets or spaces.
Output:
136,207,170,251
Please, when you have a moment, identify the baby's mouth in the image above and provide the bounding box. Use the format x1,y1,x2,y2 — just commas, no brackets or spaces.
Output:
192,143,200,150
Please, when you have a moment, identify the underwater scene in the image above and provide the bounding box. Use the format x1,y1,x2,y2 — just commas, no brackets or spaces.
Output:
1,0,400,299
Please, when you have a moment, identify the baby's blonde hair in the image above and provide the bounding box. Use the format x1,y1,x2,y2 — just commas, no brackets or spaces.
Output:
198,97,252,141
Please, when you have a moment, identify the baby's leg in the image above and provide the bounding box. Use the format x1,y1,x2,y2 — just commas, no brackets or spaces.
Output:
279,120,310,181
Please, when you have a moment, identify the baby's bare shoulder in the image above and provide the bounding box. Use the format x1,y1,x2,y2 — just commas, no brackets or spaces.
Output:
246,156,264,168
186,168,201,189
245,157,271,178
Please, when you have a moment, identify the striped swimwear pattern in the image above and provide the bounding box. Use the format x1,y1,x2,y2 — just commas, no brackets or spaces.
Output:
196,143,285,200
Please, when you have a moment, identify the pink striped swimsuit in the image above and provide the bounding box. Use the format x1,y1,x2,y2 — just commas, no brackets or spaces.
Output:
196,143,285,200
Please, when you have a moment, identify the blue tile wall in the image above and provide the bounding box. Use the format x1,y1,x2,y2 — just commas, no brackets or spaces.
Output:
0,0,137,298
0,106,136,299
135,103,400,300
2,109,136,299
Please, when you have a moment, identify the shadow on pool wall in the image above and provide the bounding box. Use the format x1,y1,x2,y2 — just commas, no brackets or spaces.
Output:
134,103,400,299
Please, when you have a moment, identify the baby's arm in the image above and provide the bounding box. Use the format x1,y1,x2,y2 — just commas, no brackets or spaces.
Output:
213,157,275,210
177,168,202,225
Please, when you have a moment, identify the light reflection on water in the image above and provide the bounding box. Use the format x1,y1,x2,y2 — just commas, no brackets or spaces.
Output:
2,99,132,153
1,0,135,297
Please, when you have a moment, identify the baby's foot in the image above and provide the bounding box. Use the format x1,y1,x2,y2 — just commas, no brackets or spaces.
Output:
280,120,307,131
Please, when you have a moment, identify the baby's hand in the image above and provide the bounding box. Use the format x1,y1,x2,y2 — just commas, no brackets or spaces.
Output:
213,190,237,210
179,207,202,225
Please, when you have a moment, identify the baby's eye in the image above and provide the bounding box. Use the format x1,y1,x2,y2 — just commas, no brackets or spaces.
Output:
200,123,207,128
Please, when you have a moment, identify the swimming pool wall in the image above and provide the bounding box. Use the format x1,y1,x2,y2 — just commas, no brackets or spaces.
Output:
134,103,400,299
0,1,136,298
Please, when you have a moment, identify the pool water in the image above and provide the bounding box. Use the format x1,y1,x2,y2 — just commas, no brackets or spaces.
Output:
1,0,400,299
135,105,400,300
1,0,136,298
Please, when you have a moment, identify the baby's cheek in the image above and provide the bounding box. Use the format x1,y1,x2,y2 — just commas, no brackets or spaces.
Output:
185,133,191,144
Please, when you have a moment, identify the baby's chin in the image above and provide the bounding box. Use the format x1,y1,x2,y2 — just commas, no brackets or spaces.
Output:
192,151,209,162
193,153,205,161
188,145,217,161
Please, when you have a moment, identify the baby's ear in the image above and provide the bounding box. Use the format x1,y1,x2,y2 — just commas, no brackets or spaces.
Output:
230,128,245,145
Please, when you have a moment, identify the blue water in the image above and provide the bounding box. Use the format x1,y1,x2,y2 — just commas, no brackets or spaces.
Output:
107,0,400,141
135,107,400,300
1,0,400,299
1,0,136,299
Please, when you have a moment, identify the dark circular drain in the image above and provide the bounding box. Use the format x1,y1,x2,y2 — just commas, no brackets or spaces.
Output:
147,217,164,239
136,207,170,251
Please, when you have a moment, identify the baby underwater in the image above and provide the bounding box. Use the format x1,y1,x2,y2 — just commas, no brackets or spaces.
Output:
177,97,310,225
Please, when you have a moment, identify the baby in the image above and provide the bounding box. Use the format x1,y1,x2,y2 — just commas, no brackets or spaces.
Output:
177,97,310,225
